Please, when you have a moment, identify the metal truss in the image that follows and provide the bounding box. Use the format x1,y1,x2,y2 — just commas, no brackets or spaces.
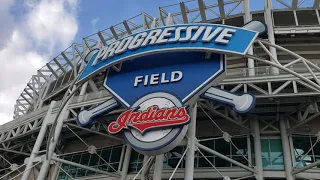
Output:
12,0,320,120
4,0,320,180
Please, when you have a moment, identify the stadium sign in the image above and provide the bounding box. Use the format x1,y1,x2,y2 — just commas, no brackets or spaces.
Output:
78,23,258,83
77,23,259,155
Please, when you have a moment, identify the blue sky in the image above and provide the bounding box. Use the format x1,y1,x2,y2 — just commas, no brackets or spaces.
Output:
65,0,313,53
73,0,264,50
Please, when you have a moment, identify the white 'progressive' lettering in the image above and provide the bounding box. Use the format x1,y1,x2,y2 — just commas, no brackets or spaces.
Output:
91,25,236,66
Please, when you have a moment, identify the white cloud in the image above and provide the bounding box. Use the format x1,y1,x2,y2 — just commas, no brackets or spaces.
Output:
90,17,100,32
0,0,79,125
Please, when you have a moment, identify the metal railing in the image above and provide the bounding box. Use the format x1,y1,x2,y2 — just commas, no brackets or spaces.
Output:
226,63,320,78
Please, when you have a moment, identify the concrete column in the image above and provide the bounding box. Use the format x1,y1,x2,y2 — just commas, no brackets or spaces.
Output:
253,117,263,180
153,154,164,180
242,0,255,76
280,117,294,180
264,0,280,75
77,81,88,103
141,155,150,180
184,103,197,180
36,84,79,180
121,145,132,180
51,162,61,180
21,101,56,180
36,102,70,180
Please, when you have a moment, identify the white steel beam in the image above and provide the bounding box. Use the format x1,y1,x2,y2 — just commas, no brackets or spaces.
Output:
66,123,124,142
243,0,255,76
196,142,257,173
61,52,75,69
27,84,39,96
110,26,119,40
314,0,320,8
180,2,189,23
287,112,320,132
97,32,107,46
52,156,120,178
46,63,59,79
197,0,207,22
292,0,298,9
23,89,33,100
120,145,132,180
37,70,49,83
21,101,56,180
253,117,263,180
264,0,280,75
292,160,320,175
0,148,30,156
217,0,226,18
122,21,132,35
153,154,164,180
184,103,197,180
279,117,294,180
53,58,67,74
88,79,99,92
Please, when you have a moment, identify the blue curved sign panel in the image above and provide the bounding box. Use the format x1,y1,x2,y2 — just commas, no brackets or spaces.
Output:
78,23,258,83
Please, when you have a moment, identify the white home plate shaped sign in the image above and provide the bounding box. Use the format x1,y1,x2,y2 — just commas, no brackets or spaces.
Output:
76,23,259,155
104,51,225,155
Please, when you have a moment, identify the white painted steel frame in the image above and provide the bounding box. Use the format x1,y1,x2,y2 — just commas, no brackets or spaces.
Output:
3,0,320,180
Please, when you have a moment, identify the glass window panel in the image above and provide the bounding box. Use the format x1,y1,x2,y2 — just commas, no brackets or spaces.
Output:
269,139,283,158
231,137,248,155
61,162,70,170
262,158,272,169
130,150,140,163
75,168,86,177
107,163,119,172
68,169,77,177
110,147,122,162
86,170,96,176
215,156,231,167
271,158,284,169
293,136,311,156
58,172,66,179
163,154,170,168
71,155,81,164
168,158,183,169
315,156,320,168
261,139,270,158
98,164,108,171
296,155,313,167
215,139,230,155
67,165,77,170
311,137,320,156
80,154,90,166
232,156,248,166
199,140,214,156
198,157,214,167
101,149,111,163
89,154,99,166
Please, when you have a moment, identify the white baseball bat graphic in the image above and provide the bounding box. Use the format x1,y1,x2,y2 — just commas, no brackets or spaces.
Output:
202,87,255,113
76,97,120,127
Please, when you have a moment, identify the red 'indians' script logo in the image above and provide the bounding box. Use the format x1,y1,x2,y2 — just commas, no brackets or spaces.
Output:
108,106,190,134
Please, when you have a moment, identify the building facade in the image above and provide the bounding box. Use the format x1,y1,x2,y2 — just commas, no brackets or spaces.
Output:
1,0,320,180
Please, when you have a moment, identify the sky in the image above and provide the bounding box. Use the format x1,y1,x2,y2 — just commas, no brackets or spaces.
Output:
0,0,313,125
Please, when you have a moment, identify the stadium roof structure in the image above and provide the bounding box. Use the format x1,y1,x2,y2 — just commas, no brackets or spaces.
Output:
3,0,320,179
12,0,320,120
